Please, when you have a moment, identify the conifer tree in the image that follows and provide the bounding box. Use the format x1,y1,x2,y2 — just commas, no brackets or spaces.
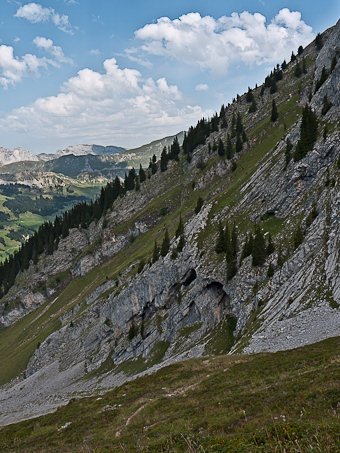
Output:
226,224,238,280
218,139,225,157
267,262,274,278
284,139,293,168
215,222,226,254
315,66,328,92
170,136,181,161
160,146,168,172
302,58,307,74
160,229,170,257
226,134,233,160
246,87,254,103
139,164,146,183
152,240,159,263
194,197,204,214
298,45,304,55
294,61,302,78
281,60,287,70
331,55,337,72
231,112,236,137
241,233,253,261
271,100,278,122
294,105,318,161
266,234,275,255
270,78,277,94
249,99,257,113
315,33,323,50
177,234,185,252
175,214,184,238
236,134,243,153
291,51,296,62
252,226,266,266
321,95,332,115
236,113,243,135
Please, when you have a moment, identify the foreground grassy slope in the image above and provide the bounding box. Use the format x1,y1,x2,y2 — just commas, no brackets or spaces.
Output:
0,337,339,452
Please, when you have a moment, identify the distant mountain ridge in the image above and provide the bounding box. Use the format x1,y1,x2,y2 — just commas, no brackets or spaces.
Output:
0,147,38,166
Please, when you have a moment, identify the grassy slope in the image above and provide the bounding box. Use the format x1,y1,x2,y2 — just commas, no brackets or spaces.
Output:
0,336,339,452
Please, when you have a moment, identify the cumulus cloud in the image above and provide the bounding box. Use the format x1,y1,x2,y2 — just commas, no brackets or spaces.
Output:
134,8,314,76
0,58,207,148
15,3,74,34
195,83,209,91
33,37,73,65
0,44,47,88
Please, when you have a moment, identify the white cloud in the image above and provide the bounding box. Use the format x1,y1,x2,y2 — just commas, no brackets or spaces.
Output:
134,9,314,76
195,83,208,91
0,58,207,148
15,3,74,34
33,36,73,65
90,49,101,56
0,44,47,88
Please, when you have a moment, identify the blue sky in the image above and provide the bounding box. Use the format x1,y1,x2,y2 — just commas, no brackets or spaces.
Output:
0,0,339,154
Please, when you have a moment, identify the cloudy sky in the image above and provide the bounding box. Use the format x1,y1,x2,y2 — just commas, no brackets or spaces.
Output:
0,0,339,154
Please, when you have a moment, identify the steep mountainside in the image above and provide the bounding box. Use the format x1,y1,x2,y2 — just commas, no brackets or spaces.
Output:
0,134,183,260
0,21,339,430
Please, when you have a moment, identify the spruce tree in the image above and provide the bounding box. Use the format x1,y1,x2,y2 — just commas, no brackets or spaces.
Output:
226,134,233,160
175,214,184,238
160,147,168,172
160,229,170,257
246,87,254,103
291,51,296,62
315,33,323,50
298,45,304,55
218,139,225,157
195,197,204,214
321,95,332,115
314,66,328,92
249,99,257,113
252,226,266,266
294,105,318,161
271,100,278,122
267,263,274,278
139,164,146,183
236,133,243,153
270,78,277,94
266,234,275,255
215,222,226,254
226,224,238,280
212,140,217,152
152,240,159,263
302,58,307,74
281,60,287,70
236,113,243,135
331,55,337,72
177,235,185,252
294,61,302,78
241,233,253,261
284,139,293,168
